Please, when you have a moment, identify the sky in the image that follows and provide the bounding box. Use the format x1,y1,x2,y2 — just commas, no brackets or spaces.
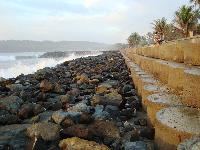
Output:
0,0,189,44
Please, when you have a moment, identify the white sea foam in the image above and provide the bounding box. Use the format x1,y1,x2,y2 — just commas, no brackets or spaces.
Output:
0,52,102,79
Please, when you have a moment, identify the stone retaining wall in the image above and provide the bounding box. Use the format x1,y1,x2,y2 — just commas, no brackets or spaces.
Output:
121,36,200,150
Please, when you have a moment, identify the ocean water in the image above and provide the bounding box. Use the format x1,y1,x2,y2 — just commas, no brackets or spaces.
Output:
0,51,102,79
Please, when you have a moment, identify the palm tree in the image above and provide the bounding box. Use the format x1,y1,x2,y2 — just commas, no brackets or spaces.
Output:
127,32,141,47
173,5,199,37
152,17,169,40
190,0,200,7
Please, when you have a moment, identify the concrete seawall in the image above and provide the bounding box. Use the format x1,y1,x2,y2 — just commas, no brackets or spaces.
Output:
121,36,200,150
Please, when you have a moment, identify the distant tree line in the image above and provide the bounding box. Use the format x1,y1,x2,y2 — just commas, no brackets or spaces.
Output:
128,0,200,47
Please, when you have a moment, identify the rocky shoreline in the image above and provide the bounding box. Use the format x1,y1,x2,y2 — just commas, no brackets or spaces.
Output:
0,51,154,150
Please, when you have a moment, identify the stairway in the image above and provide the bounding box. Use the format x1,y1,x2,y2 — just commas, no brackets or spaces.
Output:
121,36,200,150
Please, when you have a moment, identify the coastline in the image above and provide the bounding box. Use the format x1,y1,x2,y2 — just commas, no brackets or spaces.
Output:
0,51,153,150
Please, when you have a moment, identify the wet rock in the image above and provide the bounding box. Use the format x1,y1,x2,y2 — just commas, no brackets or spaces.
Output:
124,141,147,150
40,79,53,92
59,137,110,150
27,122,60,141
89,120,120,139
0,96,23,114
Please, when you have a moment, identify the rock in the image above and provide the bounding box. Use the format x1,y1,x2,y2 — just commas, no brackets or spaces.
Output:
0,110,19,125
52,110,81,124
89,79,99,84
40,79,53,92
67,102,90,113
91,95,104,106
54,83,64,94
27,136,47,150
122,84,133,94
139,127,154,140
92,92,122,107
104,91,123,106
105,105,119,117
0,96,23,114
0,77,6,82
60,124,89,139
65,72,71,78
89,120,120,139
0,124,30,150
37,111,53,122
96,85,109,94
6,84,26,92
124,141,147,150
27,122,60,141
33,104,45,115
79,113,93,124
59,137,110,150
92,105,110,120
121,130,140,144
67,88,80,97
77,73,89,84
134,118,147,126
61,117,75,128
18,103,35,119
101,80,119,88
60,94,71,104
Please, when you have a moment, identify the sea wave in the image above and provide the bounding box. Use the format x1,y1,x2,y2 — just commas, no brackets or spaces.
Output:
0,52,102,79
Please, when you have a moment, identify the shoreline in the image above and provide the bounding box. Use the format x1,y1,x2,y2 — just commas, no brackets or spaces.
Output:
0,51,154,150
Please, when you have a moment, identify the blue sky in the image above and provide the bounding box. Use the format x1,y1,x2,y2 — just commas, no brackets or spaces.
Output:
0,0,189,43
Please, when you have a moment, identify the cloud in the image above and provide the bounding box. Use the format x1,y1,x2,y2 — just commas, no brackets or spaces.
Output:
84,0,101,8
0,0,189,43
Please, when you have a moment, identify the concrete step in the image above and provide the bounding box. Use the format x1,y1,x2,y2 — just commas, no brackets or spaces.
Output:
177,136,200,150
124,36,200,66
155,106,200,150
124,53,200,109
146,93,183,126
